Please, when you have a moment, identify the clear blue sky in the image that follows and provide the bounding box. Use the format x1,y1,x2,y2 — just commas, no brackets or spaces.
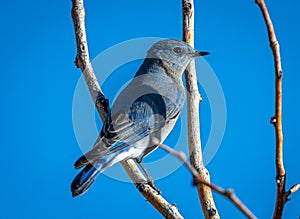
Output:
1,1,299,218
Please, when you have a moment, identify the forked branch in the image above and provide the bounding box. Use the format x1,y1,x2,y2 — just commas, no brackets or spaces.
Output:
159,144,257,219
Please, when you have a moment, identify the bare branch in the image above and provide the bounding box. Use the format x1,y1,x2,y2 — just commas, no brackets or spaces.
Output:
255,1,291,218
159,144,257,219
71,0,109,121
182,1,219,218
71,1,183,218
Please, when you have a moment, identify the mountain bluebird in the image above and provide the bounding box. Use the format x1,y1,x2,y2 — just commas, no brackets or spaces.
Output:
71,39,209,197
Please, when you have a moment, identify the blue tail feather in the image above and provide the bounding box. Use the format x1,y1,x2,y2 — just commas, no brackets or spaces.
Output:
71,146,133,197
71,160,104,197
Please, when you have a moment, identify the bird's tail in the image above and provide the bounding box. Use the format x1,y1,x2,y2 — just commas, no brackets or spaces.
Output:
71,146,131,197
71,159,105,197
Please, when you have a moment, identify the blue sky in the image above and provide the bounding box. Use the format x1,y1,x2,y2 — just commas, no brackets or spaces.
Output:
1,0,300,218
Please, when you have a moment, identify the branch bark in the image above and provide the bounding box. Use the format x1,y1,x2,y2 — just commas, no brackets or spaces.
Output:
182,1,219,218
71,1,183,218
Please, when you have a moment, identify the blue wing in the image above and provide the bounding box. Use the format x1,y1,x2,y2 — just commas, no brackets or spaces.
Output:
74,91,183,169
71,92,183,197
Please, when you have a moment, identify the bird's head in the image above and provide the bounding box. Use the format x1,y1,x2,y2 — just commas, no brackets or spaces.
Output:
146,39,209,78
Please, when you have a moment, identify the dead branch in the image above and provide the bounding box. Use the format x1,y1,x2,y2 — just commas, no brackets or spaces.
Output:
71,0,183,218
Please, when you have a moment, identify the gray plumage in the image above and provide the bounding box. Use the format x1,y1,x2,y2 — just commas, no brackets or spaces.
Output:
71,39,209,197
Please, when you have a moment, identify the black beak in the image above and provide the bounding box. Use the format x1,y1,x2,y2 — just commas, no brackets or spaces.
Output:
193,51,210,57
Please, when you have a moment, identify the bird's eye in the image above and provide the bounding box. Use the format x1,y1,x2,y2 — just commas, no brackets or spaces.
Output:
173,47,182,54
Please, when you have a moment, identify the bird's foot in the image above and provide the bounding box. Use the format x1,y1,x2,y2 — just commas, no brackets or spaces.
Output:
135,158,161,194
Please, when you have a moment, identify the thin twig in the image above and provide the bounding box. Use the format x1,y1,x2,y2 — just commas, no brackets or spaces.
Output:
159,144,257,219
182,1,219,218
71,1,183,218
254,1,295,218
286,184,300,198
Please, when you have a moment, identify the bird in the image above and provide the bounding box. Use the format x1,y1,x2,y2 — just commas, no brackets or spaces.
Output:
71,39,209,197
